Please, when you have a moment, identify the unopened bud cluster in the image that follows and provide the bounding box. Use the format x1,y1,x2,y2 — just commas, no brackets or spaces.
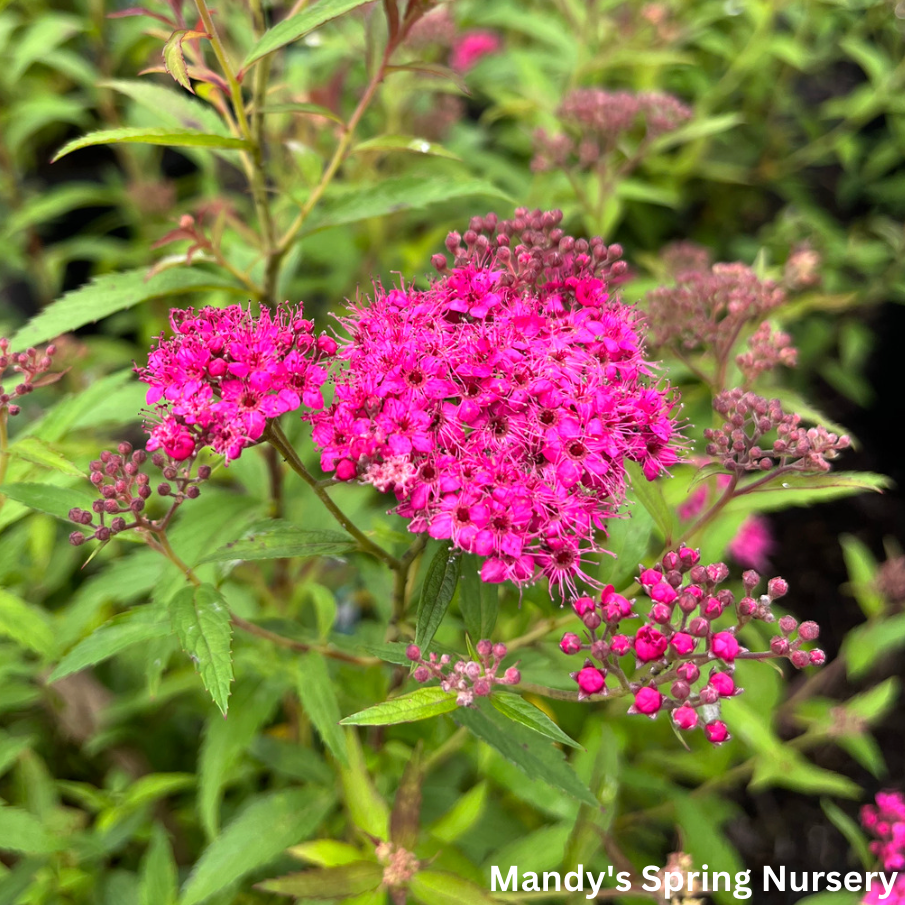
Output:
0,338,59,417
375,842,420,889
736,321,797,385
560,549,824,744
68,442,210,545
405,640,520,707
705,389,850,474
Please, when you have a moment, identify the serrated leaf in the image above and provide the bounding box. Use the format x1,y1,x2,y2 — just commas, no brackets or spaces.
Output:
0,481,94,521
51,127,250,162
8,437,84,477
49,606,172,682
257,861,383,898
287,840,364,867
295,652,349,766
351,134,460,160
454,700,597,807
0,588,55,657
304,176,510,235
625,461,674,541
163,29,208,93
415,543,460,652
0,807,57,854
458,553,498,642
12,267,243,348
728,471,890,516
169,584,233,715
180,789,334,905
340,687,458,726
490,693,581,749
140,823,178,905
200,520,356,562
243,0,374,68
100,79,230,136
410,870,497,905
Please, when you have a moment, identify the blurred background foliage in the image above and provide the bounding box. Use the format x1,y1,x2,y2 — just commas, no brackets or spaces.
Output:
1,0,905,903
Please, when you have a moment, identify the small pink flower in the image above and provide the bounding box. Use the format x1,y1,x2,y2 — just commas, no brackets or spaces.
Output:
704,720,730,744
631,686,662,716
572,596,596,616
670,632,695,656
673,704,698,730
450,30,501,73
634,625,668,662
711,631,740,662
574,663,606,696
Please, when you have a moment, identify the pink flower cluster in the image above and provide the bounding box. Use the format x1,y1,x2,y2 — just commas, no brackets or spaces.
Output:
560,549,824,744
405,640,520,707
310,209,680,594
0,337,60,417
137,304,335,463
862,792,905,904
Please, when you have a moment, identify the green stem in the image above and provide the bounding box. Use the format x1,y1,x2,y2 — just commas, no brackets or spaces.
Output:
264,420,401,569
0,408,9,514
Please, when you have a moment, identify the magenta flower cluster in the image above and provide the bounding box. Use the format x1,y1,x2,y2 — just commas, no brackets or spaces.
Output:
310,209,679,594
137,304,335,463
862,792,905,904
559,548,824,744
405,640,520,707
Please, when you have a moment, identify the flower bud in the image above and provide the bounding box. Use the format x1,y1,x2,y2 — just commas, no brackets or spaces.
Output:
197,465,212,480
503,667,520,684
575,664,606,695
572,595,596,616
709,672,735,697
737,596,757,617
689,565,707,584
706,562,729,584
677,545,700,570
582,611,602,631
464,661,481,681
476,639,493,657
473,677,491,696
639,567,662,587
69,531,86,546
790,649,810,669
492,643,507,659
711,631,740,662
560,632,582,655
798,620,820,641
610,635,630,656
95,527,111,542
670,632,695,656
406,644,421,662
778,615,798,635
699,684,719,705
767,577,789,599
68,508,84,523
336,459,357,481
689,617,710,637
632,686,662,716
650,581,677,604
704,720,730,744
671,680,690,700
111,517,127,533
157,483,171,496
590,639,609,661
662,551,679,572
809,649,826,666
673,704,698,730
316,335,338,356
186,485,200,499
413,666,430,682
650,603,672,624
677,662,700,683
678,592,699,614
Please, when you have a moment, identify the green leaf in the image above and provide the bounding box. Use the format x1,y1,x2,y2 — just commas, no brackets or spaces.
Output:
257,862,383,899
0,807,57,854
52,127,250,162
169,584,233,715
180,789,334,905
8,437,84,478
386,61,469,94
351,134,460,160
50,606,173,682
305,176,510,235
458,554,498,642
840,534,884,618
338,731,388,839
821,799,872,869
727,471,890,516
295,652,349,766
415,544,460,652
844,676,899,723
100,80,230,137
0,588,55,657
410,870,497,905
340,687,458,726
0,481,93,521
243,0,375,68
164,29,208,94
842,611,905,678
650,112,744,151
12,267,244,348
598,506,654,588
454,700,597,807
140,824,178,905
200,519,356,563
258,102,344,123
490,693,581,749
428,782,487,844
625,461,674,541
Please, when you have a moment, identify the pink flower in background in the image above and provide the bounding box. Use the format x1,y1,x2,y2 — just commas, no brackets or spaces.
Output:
862,791,905,904
450,30,501,73
727,514,774,571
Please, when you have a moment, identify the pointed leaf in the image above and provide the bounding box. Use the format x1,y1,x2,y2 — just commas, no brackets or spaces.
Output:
180,789,334,905
0,481,94,521
258,102,344,123
386,62,469,94
410,870,497,905
625,461,674,541
351,134,460,160
340,687,458,726
490,693,581,749
243,0,375,68
296,652,349,766
100,79,230,136
0,807,57,854
12,267,243,348
257,862,383,899
0,588,55,657
169,584,233,715
200,520,356,562
140,823,178,905
454,700,597,807
459,553,498,642
338,731,388,839
163,29,208,93
415,543,460,652
52,127,250,162
8,438,84,477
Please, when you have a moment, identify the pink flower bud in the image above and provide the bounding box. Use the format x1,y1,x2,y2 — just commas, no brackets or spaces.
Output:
711,631,740,661
677,662,700,683
650,603,672,624
702,596,723,619
610,635,631,656
770,636,790,656
673,704,698,730
738,596,757,616
742,570,760,590
677,545,700,570
689,616,710,637
767,576,789,599
639,567,662,587
590,640,609,661
677,592,698,614
465,661,481,680
662,551,679,572
650,581,678,604
699,684,719,705
790,649,810,669
709,672,735,697
689,565,707,584
406,644,421,661
335,459,357,481
778,615,798,635
473,678,491,696
476,639,493,657
704,720,730,744
809,649,826,666
503,667,520,684
69,531,86,546
572,595,596,616
706,562,729,584
632,686,662,716
670,632,695,656
316,335,338,356
413,665,430,682
582,611,602,631
575,664,606,695
560,633,582,655
634,626,668,662
798,620,820,641
671,680,690,700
